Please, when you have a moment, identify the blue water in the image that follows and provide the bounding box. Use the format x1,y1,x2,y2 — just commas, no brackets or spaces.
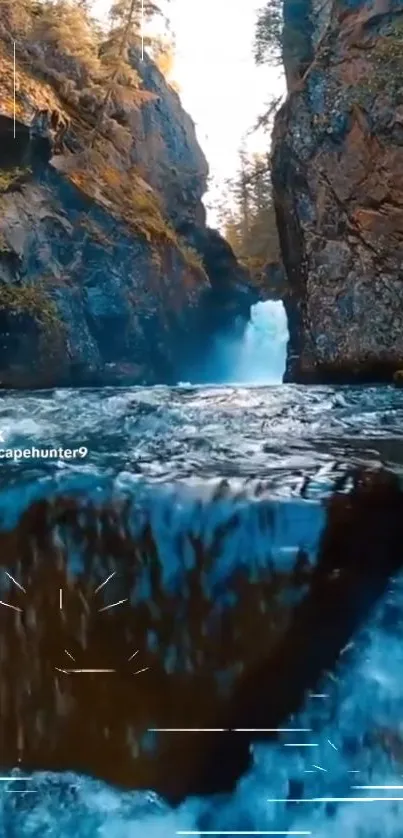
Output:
184,300,289,385
232,300,289,384
0,373,403,832
2,533,403,835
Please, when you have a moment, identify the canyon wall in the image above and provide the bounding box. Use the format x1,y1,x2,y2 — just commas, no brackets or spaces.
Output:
0,36,255,388
272,0,403,382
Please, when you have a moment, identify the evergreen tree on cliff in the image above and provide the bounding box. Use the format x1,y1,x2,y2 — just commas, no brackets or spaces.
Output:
0,0,36,37
32,0,100,73
219,150,280,287
254,0,283,66
91,0,167,142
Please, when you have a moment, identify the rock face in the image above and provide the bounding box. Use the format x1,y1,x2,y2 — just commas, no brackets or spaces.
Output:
272,0,403,383
0,41,254,387
260,261,286,301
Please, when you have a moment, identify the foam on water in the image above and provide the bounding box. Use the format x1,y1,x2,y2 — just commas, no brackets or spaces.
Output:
181,300,289,385
231,300,289,384
0,384,402,835
3,577,403,836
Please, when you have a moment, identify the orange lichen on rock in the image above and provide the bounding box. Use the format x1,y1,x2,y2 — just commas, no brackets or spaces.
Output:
0,43,65,124
0,38,209,285
68,151,207,281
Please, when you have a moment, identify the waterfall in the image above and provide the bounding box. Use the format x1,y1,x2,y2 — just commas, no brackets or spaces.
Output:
230,300,289,384
178,299,289,386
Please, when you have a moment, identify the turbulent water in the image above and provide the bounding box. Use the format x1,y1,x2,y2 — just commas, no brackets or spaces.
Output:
188,300,289,385
1,382,403,835
233,300,289,384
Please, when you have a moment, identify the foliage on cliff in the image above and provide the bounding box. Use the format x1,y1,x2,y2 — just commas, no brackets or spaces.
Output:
254,0,283,66
0,0,207,278
0,0,170,127
0,283,67,385
218,150,281,292
255,0,313,80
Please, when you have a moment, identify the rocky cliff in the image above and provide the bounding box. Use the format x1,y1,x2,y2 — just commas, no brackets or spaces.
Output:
0,35,255,387
272,0,403,383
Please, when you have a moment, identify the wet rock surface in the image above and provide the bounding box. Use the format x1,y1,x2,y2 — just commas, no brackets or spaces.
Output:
272,0,403,383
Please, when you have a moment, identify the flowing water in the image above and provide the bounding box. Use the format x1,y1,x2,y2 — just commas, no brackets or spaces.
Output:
187,300,289,385
233,301,289,384
1,311,403,835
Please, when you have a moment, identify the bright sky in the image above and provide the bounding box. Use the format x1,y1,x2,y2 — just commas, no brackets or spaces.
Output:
169,0,285,217
93,0,285,222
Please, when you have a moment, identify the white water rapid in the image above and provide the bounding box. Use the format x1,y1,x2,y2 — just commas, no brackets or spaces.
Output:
231,300,289,384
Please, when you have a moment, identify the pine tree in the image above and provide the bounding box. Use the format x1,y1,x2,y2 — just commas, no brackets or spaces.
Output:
255,0,314,79
106,0,167,58
222,213,243,256
0,0,34,37
31,0,100,73
254,0,283,66
90,0,142,144
89,0,168,143
109,0,163,31
219,150,281,284
239,150,251,244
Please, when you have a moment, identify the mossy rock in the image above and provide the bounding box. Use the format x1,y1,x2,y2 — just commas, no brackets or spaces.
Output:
0,166,31,193
393,370,403,387
69,158,207,280
0,283,67,386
